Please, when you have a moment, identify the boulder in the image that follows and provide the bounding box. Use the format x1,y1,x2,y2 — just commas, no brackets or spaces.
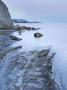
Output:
21,26,27,30
32,27,40,30
14,25,21,30
14,25,40,31
9,35,22,41
34,32,43,38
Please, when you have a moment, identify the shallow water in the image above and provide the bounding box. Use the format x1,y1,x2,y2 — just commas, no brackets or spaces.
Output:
13,23,67,89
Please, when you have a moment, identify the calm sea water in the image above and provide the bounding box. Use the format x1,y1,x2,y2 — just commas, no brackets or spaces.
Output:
13,23,67,89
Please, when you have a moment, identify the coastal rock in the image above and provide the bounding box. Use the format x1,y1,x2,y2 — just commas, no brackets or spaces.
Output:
14,25,40,31
0,49,60,90
14,25,21,30
9,35,22,41
32,27,40,30
34,32,43,38
0,46,22,59
0,0,13,29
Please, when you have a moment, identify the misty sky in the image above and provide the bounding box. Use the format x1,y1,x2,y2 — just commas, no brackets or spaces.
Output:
2,0,67,22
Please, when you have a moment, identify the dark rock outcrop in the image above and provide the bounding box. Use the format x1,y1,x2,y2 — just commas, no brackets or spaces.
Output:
0,0,13,29
14,25,40,31
9,35,22,41
34,32,43,38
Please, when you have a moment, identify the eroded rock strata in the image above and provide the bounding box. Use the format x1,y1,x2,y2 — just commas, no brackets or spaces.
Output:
0,46,60,90
0,0,13,28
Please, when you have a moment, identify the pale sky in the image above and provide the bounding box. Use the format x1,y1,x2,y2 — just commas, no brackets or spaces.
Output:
2,0,67,22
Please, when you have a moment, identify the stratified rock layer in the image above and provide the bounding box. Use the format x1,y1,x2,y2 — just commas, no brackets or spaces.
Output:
0,47,60,90
0,0,13,28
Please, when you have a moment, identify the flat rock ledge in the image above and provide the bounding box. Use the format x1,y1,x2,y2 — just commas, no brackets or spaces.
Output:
0,49,60,90
9,35,22,41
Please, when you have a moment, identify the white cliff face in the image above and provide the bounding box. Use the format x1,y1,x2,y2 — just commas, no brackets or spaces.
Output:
0,0,13,27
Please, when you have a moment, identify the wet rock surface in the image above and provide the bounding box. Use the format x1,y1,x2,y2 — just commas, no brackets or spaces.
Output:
14,25,40,31
0,47,60,90
34,32,43,38
0,31,60,90
0,33,14,51
9,35,22,41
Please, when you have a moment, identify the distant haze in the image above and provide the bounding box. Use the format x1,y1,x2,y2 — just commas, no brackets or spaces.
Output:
2,0,67,22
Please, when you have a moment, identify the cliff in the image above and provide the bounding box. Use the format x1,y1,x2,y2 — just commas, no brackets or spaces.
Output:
0,0,13,28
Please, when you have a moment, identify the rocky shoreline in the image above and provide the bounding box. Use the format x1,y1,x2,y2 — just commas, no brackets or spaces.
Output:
0,30,61,90
0,0,63,89
0,24,40,31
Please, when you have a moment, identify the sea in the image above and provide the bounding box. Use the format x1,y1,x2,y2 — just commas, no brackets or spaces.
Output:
11,22,67,89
